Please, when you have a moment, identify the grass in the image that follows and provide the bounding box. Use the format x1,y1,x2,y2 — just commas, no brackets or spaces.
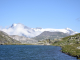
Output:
52,33,80,59
62,44,80,58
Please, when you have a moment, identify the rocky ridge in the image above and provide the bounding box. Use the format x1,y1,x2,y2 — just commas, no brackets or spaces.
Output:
0,31,21,45
33,31,70,41
9,35,38,44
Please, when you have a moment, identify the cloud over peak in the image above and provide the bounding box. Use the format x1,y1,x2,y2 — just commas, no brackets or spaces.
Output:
0,23,78,37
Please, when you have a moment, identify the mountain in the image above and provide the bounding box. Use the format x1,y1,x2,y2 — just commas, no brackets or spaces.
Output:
0,23,78,38
33,31,70,40
52,33,80,59
0,31,20,45
10,35,38,44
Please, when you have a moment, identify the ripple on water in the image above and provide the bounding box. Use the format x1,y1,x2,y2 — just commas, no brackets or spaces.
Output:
0,45,77,60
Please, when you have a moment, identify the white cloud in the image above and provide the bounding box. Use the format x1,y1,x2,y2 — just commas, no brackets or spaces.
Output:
0,23,78,37
0,24,41,37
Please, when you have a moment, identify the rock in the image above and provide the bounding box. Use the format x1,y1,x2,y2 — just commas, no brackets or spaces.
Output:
77,46,80,49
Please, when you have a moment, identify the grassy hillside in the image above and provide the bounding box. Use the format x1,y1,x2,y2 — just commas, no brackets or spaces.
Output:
0,31,21,45
33,31,70,41
52,33,80,59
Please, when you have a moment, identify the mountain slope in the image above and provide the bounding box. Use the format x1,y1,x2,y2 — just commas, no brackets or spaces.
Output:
10,35,38,44
0,31,21,45
0,23,78,37
33,31,70,40
52,33,80,59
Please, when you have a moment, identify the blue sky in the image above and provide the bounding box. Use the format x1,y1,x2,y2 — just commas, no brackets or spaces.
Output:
0,0,80,32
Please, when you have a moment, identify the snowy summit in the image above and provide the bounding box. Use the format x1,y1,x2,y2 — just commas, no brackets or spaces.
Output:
0,23,78,37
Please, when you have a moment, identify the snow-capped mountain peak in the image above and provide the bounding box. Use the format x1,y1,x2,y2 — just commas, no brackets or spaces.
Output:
10,23,24,27
10,23,30,29
10,23,17,28
65,28,72,30
0,23,78,37
12,23,17,27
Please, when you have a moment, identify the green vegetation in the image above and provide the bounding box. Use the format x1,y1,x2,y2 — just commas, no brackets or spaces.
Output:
62,44,80,58
52,33,80,59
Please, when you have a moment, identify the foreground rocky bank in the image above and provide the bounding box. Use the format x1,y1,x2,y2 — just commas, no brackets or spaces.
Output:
52,33,80,59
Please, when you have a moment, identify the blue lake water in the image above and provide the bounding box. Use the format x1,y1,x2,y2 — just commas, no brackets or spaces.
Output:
0,45,77,60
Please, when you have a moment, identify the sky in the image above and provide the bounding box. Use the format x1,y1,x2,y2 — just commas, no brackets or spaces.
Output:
0,0,80,32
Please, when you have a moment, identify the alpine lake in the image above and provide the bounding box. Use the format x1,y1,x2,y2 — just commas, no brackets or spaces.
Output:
0,45,77,60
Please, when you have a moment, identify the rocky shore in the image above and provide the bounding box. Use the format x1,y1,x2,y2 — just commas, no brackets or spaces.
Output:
52,33,80,59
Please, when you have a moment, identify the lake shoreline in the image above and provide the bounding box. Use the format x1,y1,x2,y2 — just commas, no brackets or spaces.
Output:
52,45,79,59
0,45,77,60
0,44,78,59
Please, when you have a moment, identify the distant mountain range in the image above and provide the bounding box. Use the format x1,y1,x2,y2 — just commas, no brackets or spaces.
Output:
0,23,78,38
0,23,79,45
